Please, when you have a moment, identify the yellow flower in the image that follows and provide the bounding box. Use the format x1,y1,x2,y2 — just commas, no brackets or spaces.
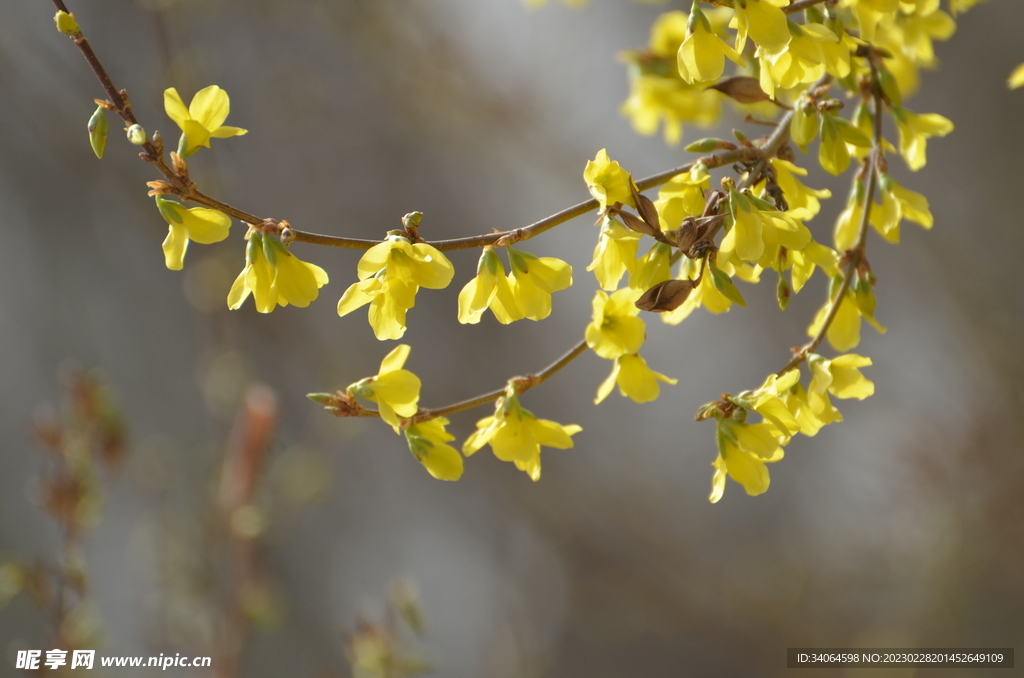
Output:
629,242,673,291
506,248,572,321
588,216,641,291
163,86,247,157
767,159,831,220
404,417,464,481
734,0,791,54
584,149,635,212
654,165,710,229
808,353,875,400
595,353,677,404
784,381,842,437
709,420,785,503
869,174,933,244
892,106,953,171
457,247,521,324
155,197,231,271
348,344,421,431
585,288,646,359
227,232,329,313
337,234,454,340
677,3,744,84
720,189,811,268
807,289,886,352
463,391,581,481
755,22,838,99
1009,62,1024,89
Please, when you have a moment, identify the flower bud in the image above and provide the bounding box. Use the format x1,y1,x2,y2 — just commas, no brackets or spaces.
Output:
54,10,79,36
126,124,147,146
87,105,108,159
684,138,738,153
635,279,697,312
706,76,771,105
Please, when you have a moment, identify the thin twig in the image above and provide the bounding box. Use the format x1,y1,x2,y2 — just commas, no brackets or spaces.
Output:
776,64,884,375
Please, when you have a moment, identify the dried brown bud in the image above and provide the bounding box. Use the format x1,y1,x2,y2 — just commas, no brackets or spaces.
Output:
635,279,698,312
617,211,660,239
707,76,771,105
170,152,188,177
629,182,662,232
146,180,173,196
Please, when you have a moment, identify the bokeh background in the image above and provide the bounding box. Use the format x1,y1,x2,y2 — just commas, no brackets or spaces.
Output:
2,0,1024,676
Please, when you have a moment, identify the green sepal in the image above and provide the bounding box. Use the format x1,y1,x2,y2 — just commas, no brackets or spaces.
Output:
710,266,746,307
854,276,876,317
791,102,819,147
877,67,902,107
262,234,279,266
155,196,184,224
87,106,108,159
776,273,791,310
246,233,262,265
832,116,871,147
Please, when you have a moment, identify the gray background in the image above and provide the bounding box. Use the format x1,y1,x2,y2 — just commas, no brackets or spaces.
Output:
2,0,1023,676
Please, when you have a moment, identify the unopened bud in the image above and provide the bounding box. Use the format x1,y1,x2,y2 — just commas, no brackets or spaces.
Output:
126,124,147,145
635,279,697,312
87,106,108,159
402,211,423,229
54,10,80,36
706,76,771,105
684,137,738,153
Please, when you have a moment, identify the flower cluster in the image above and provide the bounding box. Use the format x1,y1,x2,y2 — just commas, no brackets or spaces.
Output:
705,355,874,502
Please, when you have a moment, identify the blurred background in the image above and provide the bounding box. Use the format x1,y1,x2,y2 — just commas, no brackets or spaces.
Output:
2,0,1023,676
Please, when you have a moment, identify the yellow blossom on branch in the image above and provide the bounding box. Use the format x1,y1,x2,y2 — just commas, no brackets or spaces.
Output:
676,2,744,85
584,149,635,212
348,344,421,432
457,247,521,324
227,232,329,313
463,389,581,481
506,248,572,321
163,85,248,157
586,288,646,359
588,216,641,291
595,353,677,404
404,417,464,481
891,106,953,171
709,420,786,503
337,233,454,340
154,196,231,271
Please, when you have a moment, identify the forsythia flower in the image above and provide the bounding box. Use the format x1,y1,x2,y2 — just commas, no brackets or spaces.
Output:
767,159,831,220
458,247,520,324
588,217,641,291
164,85,247,157
463,389,581,481
404,417,464,481
620,11,723,145
869,174,933,244
155,196,231,270
807,288,885,352
654,165,710,230
584,149,635,212
348,344,420,431
734,0,791,54
677,2,744,84
595,353,677,404
1009,62,1024,89
337,234,454,340
891,106,953,171
506,248,573,321
709,420,785,503
586,288,646,359
227,232,329,313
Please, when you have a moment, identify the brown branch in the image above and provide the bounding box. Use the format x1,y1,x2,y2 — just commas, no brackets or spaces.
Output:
776,65,884,375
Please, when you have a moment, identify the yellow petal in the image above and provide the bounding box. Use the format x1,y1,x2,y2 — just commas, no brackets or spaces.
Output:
163,88,190,128
189,85,231,130
161,224,189,271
